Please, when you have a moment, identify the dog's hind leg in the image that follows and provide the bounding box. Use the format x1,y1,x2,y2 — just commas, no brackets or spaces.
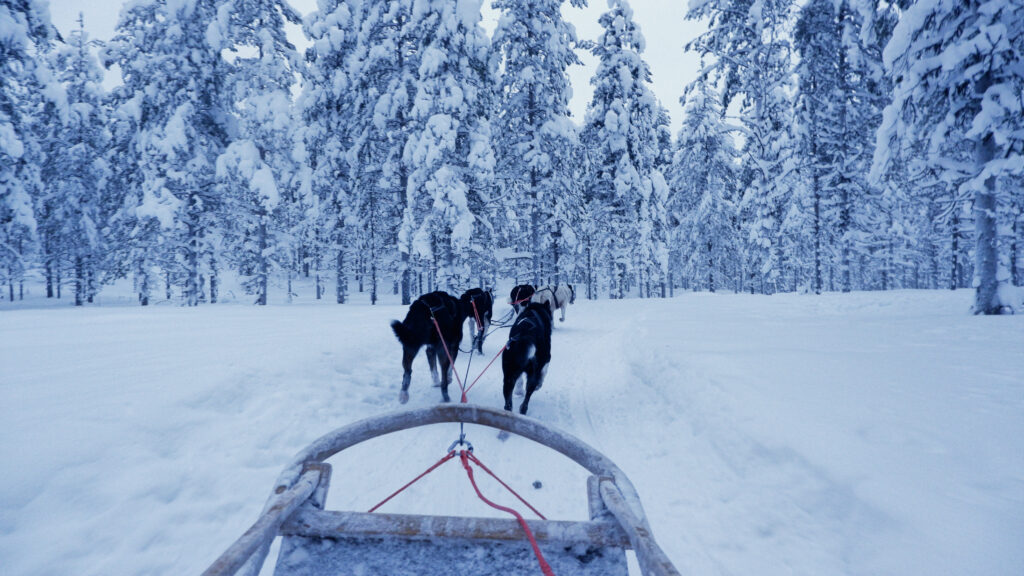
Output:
477,315,490,353
471,321,483,353
520,366,542,415
425,346,440,387
502,370,519,411
439,353,452,403
534,363,548,391
399,345,416,404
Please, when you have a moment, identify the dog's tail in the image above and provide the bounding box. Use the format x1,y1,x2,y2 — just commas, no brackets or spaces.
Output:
505,338,535,368
391,320,414,347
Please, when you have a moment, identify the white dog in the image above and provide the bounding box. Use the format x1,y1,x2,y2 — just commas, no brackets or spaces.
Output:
531,283,575,323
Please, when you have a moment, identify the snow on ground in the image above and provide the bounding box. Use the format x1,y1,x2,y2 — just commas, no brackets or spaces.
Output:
1,286,1023,576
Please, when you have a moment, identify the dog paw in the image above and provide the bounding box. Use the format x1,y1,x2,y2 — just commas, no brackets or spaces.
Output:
399,390,409,404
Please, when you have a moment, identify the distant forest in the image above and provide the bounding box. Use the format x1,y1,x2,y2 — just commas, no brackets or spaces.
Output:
2,0,1021,313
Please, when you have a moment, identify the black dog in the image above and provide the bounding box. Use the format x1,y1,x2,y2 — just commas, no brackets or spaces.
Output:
508,284,535,315
502,302,553,415
391,291,466,404
460,288,493,353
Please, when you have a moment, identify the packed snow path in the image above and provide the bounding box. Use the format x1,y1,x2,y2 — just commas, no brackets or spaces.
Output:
1,289,1022,576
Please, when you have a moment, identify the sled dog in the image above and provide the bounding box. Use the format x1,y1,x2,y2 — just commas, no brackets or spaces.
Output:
531,283,575,323
502,302,553,415
390,291,466,404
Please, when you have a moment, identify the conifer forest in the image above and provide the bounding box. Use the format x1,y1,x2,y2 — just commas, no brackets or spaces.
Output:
2,0,1022,313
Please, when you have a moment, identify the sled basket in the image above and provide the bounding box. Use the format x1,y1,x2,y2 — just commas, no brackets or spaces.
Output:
201,404,680,576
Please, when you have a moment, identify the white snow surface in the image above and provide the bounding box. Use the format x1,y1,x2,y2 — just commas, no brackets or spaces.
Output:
1,287,1023,576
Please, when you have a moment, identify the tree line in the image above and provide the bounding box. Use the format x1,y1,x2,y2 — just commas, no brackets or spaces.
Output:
1,0,1021,312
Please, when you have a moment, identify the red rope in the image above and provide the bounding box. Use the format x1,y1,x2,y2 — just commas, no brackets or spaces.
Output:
367,450,457,513
430,315,466,398
471,298,483,332
463,344,507,399
464,450,546,520
459,450,555,576
511,295,532,307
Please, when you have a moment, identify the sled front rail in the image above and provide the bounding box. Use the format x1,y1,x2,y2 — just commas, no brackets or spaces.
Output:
201,404,681,576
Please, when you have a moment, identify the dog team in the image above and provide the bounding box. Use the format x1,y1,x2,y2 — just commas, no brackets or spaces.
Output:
390,283,575,415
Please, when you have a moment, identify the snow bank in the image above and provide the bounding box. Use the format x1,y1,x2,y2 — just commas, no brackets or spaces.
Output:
1,287,1022,576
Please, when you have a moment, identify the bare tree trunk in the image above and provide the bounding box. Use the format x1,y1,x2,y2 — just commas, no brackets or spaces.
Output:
972,81,1007,315
336,248,346,304
401,253,411,305
210,259,219,304
707,240,715,293
45,256,53,298
950,209,959,290
1012,215,1021,286
973,171,1001,313
75,257,84,306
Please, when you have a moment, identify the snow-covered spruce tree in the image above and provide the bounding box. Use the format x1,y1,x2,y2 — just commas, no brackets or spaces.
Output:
491,0,585,286
581,0,667,299
794,0,843,294
0,0,64,302
875,0,1024,314
299,0,363,303
211,0,301,305
99,83,139,293
341,0,419,305
668,77,738,293
104,0,233,306
798,0,894,294
46,16,110,305
849,0,898,290
688,0,796,294
400,0,495,291
1008,173,1024,286
654,104,673,171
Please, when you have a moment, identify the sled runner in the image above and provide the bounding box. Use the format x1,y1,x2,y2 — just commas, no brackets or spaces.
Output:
202,404,680,576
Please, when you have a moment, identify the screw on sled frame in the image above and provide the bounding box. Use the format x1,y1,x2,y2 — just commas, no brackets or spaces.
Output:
201,404,681,576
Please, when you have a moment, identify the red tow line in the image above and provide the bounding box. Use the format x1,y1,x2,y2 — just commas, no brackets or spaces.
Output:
459,450,555,576
393,303,549,573
430,312,505,404
511,295,532,307
367,449,555,576
430,316,466,399
471,298,484,332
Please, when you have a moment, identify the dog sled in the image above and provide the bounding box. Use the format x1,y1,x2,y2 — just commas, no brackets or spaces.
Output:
202,404,680,576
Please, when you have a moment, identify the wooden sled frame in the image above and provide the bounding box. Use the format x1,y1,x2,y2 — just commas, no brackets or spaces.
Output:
202,404,680,576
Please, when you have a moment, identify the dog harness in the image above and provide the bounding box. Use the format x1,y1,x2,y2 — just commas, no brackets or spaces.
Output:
417,293,458,320
508,306,548,343
535,286,561,311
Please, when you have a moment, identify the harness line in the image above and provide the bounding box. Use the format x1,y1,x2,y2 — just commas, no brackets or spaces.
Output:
367,450,456,513
365,449,554,576
429,314,466,398
398,298,552,575
459,450,555,576
470,298,484,332
463,344,508,398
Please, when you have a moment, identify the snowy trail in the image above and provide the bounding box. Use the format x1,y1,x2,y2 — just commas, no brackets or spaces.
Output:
2,290,1023,576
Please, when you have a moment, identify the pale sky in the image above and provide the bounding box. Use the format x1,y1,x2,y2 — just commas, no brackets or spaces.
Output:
47,0,701,133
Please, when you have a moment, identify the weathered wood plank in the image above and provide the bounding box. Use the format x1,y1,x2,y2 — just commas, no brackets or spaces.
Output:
201,467,324,576
280,507,632,548
275,533,629,576
599,479,682,576
272,405,651,532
